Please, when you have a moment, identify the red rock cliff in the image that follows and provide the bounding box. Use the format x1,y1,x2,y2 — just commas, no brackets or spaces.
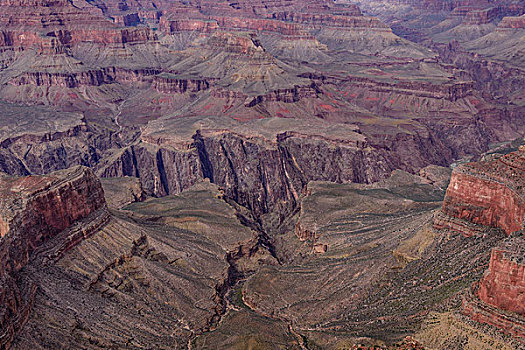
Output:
463,236,525,342
435,147,525,236
0,166,106,349
478,240,525,315
435,147,525,342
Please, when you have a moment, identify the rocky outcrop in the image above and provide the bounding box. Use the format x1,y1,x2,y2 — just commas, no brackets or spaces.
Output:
0,166,107,349
213,17,307,36
96,143,203,197
433,41,525,106
336,76,473,102
271,12,390,30
434,148,525,341
478,238,525,315
498,15,525,29
159,18,219,34
9,67,160,88
450,6,486,18
207,31,265,54
160,16,309,37
211,83,320,106
0,0,156,50
463,236,525,342
152,74,212,94
462,7,499,25
435,147,525,236
382,0,490,11
463,294,525,342
112,13,141,27
96,124,455,227
0,166,106,270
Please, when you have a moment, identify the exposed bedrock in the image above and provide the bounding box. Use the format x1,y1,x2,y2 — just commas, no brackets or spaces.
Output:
212,83,320,106
0,124,120,175
96,143,203,197
270,12,389,30
152,75,212,94
160,16,308,37
9,67,161,88
498,15,525,29
0,27,155,53
159,18,220,34
96,125,463,231
477,239,525,316
112,13,141,27
434,41,525,105
0,0,157,51
0,166,108,349
372,0,513,12
463,236,525,342
462,7,500,25
434,147,525,342
435,148,525,236
0,108,520,229
307,73,475,103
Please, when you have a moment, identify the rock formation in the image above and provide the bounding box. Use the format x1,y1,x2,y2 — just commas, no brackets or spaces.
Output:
498,14,525,28
462,7,500,25
477,238,525,316
0,0,523,347
463,236,525,341
0,166,107,349
435,147,525,236
435,146,525,343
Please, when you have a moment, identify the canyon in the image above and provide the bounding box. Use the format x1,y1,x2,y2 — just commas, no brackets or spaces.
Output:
0,0,523,348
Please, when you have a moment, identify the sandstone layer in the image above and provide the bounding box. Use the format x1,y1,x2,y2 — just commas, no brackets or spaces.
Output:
477,237,525,316
463,236,525,342
434,146,525,344
0,166,107,349
435,147,525,236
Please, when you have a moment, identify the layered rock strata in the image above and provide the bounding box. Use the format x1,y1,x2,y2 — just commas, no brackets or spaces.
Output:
498,14,525,29
462,7,500,25
478,238,525,315
463,236,525,341
0,166,107,349
435,147,525,236
435,147,525,342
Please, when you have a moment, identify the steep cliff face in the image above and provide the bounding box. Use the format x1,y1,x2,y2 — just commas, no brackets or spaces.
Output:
477,239,525,315
0,124,119,176
434,147,525,343
462,7,500,25
0,166,107,349
8,67,161,88
498,15,525,28
97,122,458,226
435,148,525,236
0,166,106,243
159,18,220,34
152,75,212,94
463,236,525,341
0,0,155,50
96,143,203,197
212,83,320,106
6,181,266,349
